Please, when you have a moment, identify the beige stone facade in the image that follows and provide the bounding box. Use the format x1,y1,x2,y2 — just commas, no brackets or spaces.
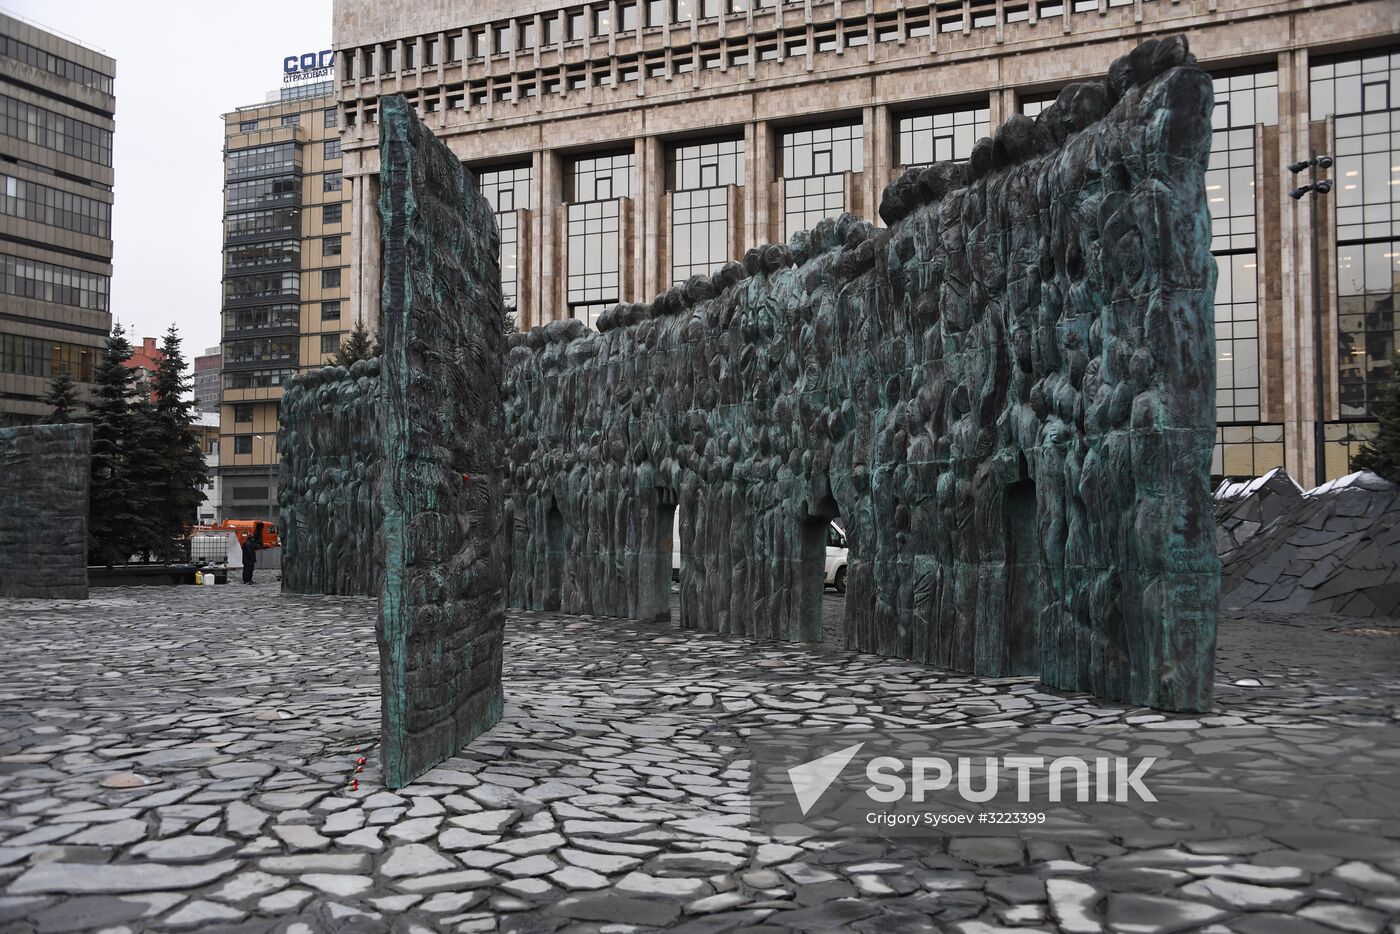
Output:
218,86,350,521
332,0,1400,484
0,12,114,425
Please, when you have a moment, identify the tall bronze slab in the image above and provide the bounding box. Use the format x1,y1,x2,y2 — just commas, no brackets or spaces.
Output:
504,38,1219,711
377,95,506,788
0,424,91,599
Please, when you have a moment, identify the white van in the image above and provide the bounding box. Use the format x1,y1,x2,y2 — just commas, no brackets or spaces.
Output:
671,514,850,593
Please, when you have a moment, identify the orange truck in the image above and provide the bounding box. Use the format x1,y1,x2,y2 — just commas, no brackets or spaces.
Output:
194,520,280,549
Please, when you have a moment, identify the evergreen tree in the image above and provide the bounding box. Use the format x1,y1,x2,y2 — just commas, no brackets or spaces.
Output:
124,391,166,562
502,306,519,336
86,324,140,565
42,370,79,424
151,325,208,560
1351,354,1400,483
334,318,378,367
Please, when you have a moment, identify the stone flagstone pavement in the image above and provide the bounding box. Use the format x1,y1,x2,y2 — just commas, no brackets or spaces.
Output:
0,583,1398,933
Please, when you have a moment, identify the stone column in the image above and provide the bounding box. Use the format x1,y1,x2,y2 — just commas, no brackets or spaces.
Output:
864,103,895,225
1278,47,1310,482
638,135,665,301
746,120,774,249
539,149,564,323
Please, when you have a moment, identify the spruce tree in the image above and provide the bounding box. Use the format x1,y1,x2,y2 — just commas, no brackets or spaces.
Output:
151,325,208,559
124,390,166,562
1351,354,1400,483
334,318,377,367
43,370,79,424
502,306,519,336
86,325,139,565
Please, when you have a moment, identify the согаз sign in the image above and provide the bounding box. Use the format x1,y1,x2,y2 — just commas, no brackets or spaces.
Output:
284,50,335,83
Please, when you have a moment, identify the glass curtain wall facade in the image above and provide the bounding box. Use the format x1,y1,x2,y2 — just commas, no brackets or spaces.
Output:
478,164,532,323
1208,69,1283,480
567,151,632,329
669,138,744,285
1312,49,1399,476
781,123,862,238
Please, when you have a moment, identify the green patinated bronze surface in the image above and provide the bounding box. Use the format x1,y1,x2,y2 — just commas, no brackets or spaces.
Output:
377,95,506,788
278,360,383,597
505,37,1219,711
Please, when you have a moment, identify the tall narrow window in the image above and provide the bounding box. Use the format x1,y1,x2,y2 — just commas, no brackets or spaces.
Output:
567,152,634,328
1208,68,1280,480
477,164,533,323
1312,50,1400,456
781,122,862,238
670,138,744,284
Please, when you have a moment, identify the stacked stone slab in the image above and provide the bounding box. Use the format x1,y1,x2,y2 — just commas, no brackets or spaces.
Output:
1220,471,1400,617
0,424,92,599
505,37,1219,711
277,358,383,596
1214,467,1305,555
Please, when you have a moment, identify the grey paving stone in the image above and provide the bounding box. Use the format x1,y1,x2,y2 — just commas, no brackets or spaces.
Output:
9,859,239,895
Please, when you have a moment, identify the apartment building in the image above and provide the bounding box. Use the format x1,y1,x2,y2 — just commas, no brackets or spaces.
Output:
218,82,349,521
332,0,1400,484
0,11,114,424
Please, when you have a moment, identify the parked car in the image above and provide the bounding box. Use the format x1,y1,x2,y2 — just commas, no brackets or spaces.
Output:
671,514,850,593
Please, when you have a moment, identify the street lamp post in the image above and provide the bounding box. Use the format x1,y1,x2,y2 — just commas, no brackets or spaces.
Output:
1289,151,1333,487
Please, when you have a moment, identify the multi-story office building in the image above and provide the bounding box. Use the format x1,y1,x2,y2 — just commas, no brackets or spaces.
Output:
0,12,114,425
218,82,349,521
333,0,1399,485
193,345,221,414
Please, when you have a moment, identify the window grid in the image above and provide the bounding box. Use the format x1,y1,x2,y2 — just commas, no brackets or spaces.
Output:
569,152,634,203
672,187,728,283
0,333,94,381
1212,425,1284,481
225,207,298,241
226,177,299,211
570,302,613,331
1214,252,1261,423
224,272,299,303
0,35,113,93
1312,51,1400,421
478,165,533,315
670,139,744,285
897,106,989,167
0,252,108,311
567,200,621,307
224,305,299,334
224,336,298,365
226,142,298,180
783,174,845,239
1208,69,1277,434
224,368,295,390
781,123,862,238
0,94,113,166
226,239,299,272
0,173,110,238
671,138,744,191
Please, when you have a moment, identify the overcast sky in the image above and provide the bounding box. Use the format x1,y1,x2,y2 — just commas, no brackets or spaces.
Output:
6,0,332,358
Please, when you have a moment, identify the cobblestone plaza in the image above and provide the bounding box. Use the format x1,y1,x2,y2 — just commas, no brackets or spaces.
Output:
0,584,1397,932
